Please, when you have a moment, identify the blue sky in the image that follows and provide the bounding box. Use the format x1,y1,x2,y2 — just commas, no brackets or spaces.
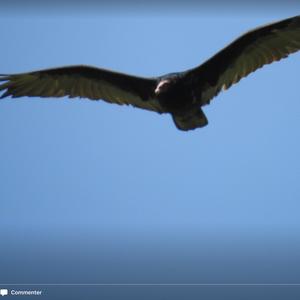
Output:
0,3,300,289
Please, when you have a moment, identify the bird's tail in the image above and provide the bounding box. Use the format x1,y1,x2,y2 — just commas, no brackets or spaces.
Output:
172,108,208,131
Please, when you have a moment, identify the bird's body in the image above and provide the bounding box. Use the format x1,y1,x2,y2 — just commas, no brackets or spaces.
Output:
1,15,300,131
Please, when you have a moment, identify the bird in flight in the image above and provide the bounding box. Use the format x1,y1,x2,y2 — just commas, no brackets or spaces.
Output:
1,16,300,131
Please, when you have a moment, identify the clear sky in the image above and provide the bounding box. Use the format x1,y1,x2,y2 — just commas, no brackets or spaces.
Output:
0,2,300,298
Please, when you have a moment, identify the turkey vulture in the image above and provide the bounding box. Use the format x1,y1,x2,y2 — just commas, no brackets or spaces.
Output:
1,16,300,131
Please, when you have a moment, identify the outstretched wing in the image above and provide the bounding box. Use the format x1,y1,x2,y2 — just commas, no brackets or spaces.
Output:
0,65,163,113
186,15,300,105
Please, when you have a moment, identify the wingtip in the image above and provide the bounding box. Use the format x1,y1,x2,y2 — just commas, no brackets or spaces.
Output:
0,75,10,81
0,76,11,99
0,91,10,99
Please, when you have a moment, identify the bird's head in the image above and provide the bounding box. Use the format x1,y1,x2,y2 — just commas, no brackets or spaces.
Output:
154,78,173,95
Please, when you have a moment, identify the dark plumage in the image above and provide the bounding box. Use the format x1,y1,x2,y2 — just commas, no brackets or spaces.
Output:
1,16,300,131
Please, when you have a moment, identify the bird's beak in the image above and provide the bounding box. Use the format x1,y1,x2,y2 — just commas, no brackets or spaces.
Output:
154,85,161,94
155,80,170,95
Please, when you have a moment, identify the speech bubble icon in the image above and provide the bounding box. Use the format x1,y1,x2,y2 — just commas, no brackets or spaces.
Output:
0,289,8,296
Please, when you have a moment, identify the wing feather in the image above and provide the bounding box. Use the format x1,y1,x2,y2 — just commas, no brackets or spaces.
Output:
186,15,300,105
0,65,163,113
